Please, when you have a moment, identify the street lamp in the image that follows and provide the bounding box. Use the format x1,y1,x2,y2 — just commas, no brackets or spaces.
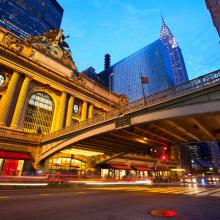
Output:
109,72,114,108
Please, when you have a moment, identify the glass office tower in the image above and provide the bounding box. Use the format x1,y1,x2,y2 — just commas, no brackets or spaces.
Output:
108,40,175,102
98,18,188,102
0,0,63,39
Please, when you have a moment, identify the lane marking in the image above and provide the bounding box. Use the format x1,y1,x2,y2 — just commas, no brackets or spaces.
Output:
0,196,10,199
88,186,220,198
171,189,197,194
183,189,211,195
40,194,53,196
0,188,55,192
124,189,141,192
129,187,206,195
210,192,220,197
76,192,86,194
196,189,220,196
0,183,48,186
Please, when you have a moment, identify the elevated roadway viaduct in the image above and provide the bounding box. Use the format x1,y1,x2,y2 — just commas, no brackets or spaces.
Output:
38,70,220,164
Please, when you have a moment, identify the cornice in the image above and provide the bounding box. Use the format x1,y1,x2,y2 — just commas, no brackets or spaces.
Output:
0,27,123,108
0,47,119,108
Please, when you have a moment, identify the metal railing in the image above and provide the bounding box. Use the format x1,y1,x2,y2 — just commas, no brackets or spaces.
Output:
42,69,220,142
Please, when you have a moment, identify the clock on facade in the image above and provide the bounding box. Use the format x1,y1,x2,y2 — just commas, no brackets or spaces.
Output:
0,75,4,86
73,104,79,114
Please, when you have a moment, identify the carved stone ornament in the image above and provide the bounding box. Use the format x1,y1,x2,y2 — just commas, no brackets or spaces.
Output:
29,50,35,58
2,34,24,54
26,29,77,71
31,86,59,97
119,94,129,106
73,76,86,87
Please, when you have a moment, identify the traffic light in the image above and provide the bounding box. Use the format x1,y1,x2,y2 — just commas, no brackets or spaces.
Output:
160,155,167,160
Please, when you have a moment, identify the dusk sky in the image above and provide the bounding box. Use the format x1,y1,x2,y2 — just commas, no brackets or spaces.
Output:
58,0,220,79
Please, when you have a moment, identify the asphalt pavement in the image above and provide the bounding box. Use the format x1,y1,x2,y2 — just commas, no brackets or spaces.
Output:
0,186,220,220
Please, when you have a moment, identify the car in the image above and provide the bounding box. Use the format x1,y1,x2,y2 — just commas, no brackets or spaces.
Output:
204,176,220,184
180,176,197,184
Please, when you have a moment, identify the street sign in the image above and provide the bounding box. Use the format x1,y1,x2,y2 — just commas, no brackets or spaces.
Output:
115,115,130,128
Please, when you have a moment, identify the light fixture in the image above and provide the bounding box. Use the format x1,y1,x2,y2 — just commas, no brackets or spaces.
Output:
137,139,146,143
170,168,185,172
61,148,104,157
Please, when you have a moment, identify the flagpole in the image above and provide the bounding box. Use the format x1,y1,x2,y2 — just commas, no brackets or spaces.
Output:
109,72,114,108
140,73,146,105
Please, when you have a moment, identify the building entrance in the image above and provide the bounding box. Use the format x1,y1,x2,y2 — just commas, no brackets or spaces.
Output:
0,159,24,176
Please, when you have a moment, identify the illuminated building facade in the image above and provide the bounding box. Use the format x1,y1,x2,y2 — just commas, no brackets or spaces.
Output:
0,26,127,176
0,26,180,178
99,18,188,102
0,0,63,39
206,0,220,37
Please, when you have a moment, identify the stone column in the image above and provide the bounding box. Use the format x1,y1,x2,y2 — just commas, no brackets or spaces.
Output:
50,106,59,132
66,96,74,127
88,104,94,119
0,71,20,126
56,92,67,130
81,100,88,121
11,76,31,128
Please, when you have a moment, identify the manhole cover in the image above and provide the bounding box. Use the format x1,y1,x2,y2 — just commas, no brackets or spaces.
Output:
149,210,177,217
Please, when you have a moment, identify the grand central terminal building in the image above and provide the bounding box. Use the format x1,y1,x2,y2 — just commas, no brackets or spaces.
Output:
0,27,180,180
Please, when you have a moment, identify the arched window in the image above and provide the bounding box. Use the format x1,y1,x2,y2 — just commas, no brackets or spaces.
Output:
23,92,54,134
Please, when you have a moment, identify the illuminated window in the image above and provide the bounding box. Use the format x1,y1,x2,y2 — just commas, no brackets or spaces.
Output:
23,92,54,134
48,157,86,174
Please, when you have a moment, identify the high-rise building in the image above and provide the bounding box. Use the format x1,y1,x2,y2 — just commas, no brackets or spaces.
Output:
160,17,188,85
0,0,63,39
180,142,220,174
98,18,188,102
205,0,220,37
100,40,175,102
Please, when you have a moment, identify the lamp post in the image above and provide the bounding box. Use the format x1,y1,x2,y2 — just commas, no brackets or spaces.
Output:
109,72,114,108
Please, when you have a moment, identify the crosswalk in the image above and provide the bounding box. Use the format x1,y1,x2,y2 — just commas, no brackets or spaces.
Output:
90,186,220,197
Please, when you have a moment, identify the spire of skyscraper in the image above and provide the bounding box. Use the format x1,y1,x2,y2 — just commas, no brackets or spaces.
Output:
159,16,188,86
160,15,173,41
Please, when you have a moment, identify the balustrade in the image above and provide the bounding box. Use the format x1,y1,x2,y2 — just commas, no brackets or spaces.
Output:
0,126,41,142
42,70,220,142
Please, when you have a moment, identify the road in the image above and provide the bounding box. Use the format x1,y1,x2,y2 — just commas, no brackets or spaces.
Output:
0,185,220,220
